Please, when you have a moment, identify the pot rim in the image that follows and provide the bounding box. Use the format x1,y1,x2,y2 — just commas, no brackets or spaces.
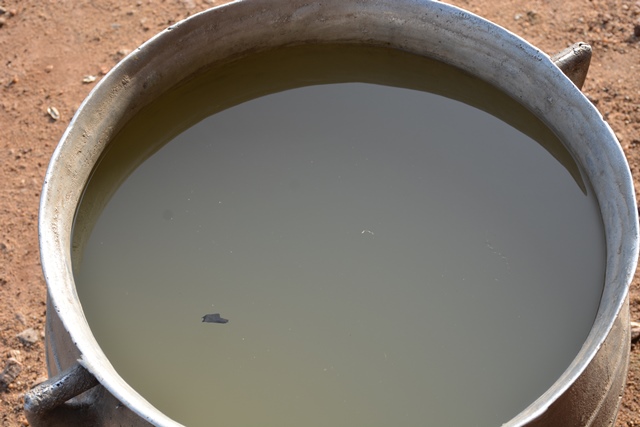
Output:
39,1,639,425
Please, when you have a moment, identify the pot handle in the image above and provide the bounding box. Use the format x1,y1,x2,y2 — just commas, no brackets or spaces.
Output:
24,362,100,427
551,42,592,90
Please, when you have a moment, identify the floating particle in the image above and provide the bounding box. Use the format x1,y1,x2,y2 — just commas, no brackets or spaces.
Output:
202,313,229,324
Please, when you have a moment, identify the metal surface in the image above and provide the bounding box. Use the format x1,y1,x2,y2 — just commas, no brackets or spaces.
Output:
24,362,99,427
30,0,638,426
551,42,593,89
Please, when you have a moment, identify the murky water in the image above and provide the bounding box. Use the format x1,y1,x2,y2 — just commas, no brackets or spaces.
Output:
73,46,605,427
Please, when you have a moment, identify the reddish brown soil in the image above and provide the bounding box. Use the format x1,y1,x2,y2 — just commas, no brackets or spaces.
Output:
1,1,639,426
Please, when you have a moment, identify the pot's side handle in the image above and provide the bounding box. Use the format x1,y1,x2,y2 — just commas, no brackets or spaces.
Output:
24,362,100,427
551,42,592,90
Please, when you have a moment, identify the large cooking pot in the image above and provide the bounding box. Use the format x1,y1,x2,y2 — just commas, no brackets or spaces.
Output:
25,0,638,426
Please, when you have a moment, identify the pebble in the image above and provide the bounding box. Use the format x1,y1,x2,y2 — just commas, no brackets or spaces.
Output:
82,75,97,84
47,106,60,121
6,75,18,88
634,24,640,38
181,0,197,9
17,328,39,345
7,349,22,362
631,321,640,343
526,10,540,24
14,312,26,325
0,358,22,389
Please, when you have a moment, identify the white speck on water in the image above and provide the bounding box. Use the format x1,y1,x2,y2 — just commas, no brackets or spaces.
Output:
485,234,510,268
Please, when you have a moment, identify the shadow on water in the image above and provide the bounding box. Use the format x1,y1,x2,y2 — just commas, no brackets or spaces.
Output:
72,44,583,263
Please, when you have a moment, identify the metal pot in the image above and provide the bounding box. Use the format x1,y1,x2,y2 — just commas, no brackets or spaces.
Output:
26,0,638,426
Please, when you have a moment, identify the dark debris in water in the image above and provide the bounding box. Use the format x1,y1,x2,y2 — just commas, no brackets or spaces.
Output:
202,313,229,324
